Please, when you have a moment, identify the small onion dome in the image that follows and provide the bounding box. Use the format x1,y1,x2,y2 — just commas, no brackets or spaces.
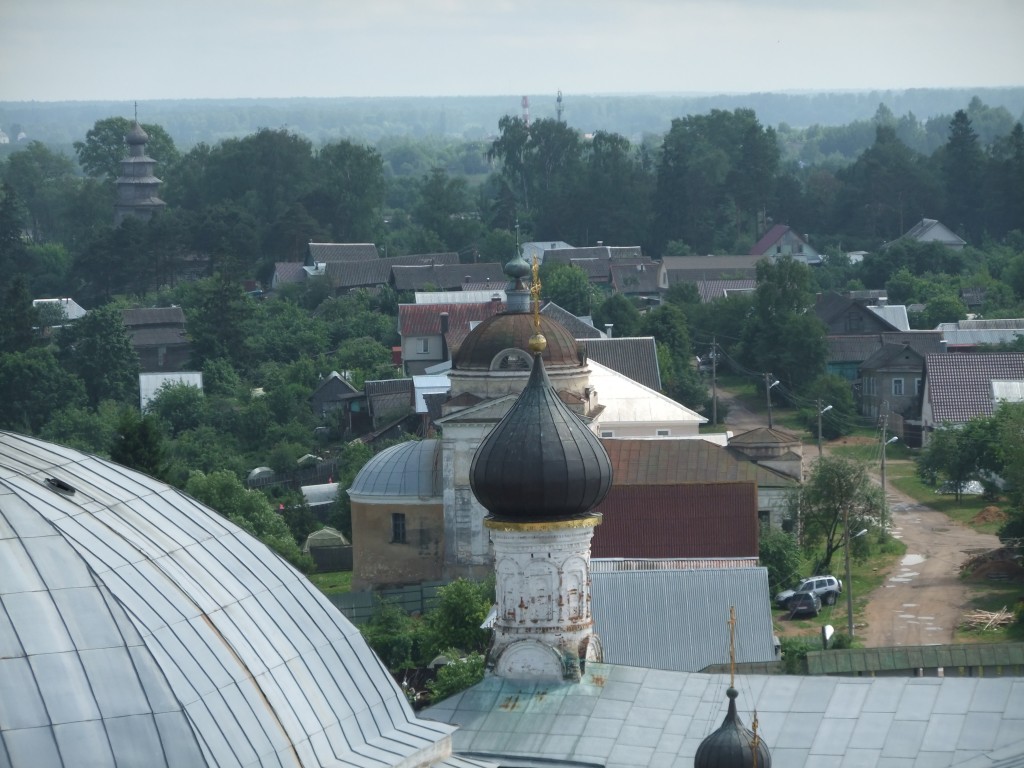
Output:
126,121,149,145
504,252,532,281
453,312,585,371
471,353,612,521
694,688,772,768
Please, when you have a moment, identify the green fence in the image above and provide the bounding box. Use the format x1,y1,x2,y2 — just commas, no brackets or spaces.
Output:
326,581,445,625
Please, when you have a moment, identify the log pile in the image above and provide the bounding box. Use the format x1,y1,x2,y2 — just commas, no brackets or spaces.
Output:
961,607,1014,631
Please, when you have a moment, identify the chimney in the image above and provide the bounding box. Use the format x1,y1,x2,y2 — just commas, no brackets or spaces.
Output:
439,312,450,361
878,296,888,307
464,274,471,284
439,312,450,334
605,323,613,338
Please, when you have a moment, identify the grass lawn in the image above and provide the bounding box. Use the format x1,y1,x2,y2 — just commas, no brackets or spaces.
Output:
307,570,352,595
885,460,1007,535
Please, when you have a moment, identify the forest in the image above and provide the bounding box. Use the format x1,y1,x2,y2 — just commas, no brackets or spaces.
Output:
1,92,1024,569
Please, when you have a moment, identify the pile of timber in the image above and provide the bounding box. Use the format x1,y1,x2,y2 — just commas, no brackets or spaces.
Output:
961,607,1015,631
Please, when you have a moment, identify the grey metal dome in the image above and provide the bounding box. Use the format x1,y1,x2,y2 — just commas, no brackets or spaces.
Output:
0,431,454,767
693,687,772,768
348,439,442,499
470,353,612,521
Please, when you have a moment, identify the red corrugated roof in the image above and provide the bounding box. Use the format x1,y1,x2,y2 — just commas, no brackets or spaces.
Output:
749,224,791,256
592,484,758,559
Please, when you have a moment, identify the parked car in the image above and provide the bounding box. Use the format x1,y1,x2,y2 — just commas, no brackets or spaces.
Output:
787,591,822,618
775,575,842,608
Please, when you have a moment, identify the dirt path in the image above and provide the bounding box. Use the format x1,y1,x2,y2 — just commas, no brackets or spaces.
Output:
716,387,1000,647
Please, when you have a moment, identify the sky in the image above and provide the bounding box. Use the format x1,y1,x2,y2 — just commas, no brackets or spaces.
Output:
2,0,1022,102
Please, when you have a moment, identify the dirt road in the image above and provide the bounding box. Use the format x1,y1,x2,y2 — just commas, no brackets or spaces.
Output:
717,389,999,647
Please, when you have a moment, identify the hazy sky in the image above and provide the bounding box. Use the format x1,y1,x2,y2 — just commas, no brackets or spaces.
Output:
2,0,1022,102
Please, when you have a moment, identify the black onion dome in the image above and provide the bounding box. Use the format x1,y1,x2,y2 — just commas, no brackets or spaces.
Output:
471,353,612,520
453,312,585,371
694,688,772,768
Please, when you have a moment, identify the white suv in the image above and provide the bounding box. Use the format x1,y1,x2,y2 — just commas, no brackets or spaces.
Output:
775,575,843,608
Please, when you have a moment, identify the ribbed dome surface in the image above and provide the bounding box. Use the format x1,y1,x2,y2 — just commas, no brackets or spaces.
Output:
470,354,612,520
125,121,149,144
453,312,585,371
694,688,772,768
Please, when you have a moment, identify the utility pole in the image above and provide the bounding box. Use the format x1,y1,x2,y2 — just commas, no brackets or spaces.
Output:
711,336,717,426
844,503,854,637
817,399,832,457
765,373,778,429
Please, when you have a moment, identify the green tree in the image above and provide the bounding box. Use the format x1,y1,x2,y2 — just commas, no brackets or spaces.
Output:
145,381,206,437
918,419,998,502
940,110,983,243
327,440,374,538
802,374,857,440
74,117,179,181
41,400,123,455
2,141,78,243
759,528,803,596
0,347,85,433
593,293,642,337
360,599,427,673
540,262,595,316
308,139,386,242
185,469,312,571
56,305,140,408
0,275,37,354
426,651,485,703
792,456,884,575
182,276,257,370
0,182,27,276
422,577,494,658
919,293,967,329
109,409,167,479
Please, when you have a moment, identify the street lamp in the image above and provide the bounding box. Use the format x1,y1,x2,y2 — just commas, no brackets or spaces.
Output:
844,523,869,637
881,435,898,530
766,377,780,428
817,401,833,457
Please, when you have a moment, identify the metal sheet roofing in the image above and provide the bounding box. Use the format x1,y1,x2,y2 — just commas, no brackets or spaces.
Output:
592,567,776,672
592,483,759,559
426,663,1024,768
348,439,442,499
583,337,662,391
0,431,455,767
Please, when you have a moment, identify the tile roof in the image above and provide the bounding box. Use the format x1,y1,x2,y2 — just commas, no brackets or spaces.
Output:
427,663,1024,768
399,301,506,349
306,242,379,263
696,279,757,303
602,437,766,485
391,262,506,291
540,302,604,339
925,352,1024,423
122,306,186,326
583,337,662,390
592,567,776,672
749,223,793,255
826,332,944,364
592,483,759,559
325,252,459,290
272,261,307,285
610,262,662,294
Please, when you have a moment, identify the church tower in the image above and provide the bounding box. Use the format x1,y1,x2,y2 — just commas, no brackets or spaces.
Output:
114,113,166,225
469,267,613,682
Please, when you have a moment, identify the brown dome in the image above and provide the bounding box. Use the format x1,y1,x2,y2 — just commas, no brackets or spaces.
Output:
453,312,586,371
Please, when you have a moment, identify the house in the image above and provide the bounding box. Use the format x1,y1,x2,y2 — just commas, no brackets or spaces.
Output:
522,239,572,263
122,306,191,372
609,260,668,302
541,301,605,339
826,331,943,382
391,261,507,292
921,352,1024,441
304,241,379,266
662,254,765,284
937,318,1024,351
727,426,804,484
589,360,704,438
750,224,821,264
582,336,662,391
541,244,643,265
398,300,505,374
415,289,508,305
695,279,757,303
363,378,415,428
859,343,928,422
309,371,370,435
814,292,903,336
891,217,967,250
270,260,306,290
324,251,460,294
32,297,87,323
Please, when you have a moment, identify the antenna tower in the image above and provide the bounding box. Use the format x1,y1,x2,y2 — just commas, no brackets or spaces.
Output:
521,95,530,127
556,90,564,123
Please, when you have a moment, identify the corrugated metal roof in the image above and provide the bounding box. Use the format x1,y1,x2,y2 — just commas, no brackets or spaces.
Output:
602,437,763,485
807,643,1024,676
592,567,776,672
592,557,759,571
306,242,379,263
592,483,758,559
696,279,757,303
0,431,454,767
122,306,186,326
399,301,506,348
583,337,662,391
392,262,506,291
541,302,604,339
416,290,507,304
